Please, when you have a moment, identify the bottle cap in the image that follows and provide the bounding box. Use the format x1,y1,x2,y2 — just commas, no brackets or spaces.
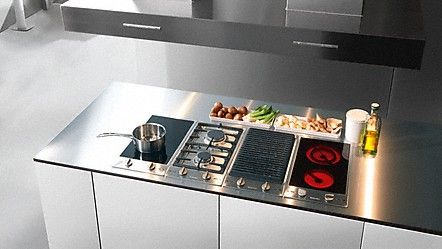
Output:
371,103,380,110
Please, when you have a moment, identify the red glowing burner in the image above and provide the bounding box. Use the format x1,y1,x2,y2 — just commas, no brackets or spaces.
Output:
304,169,334,189
306,145,341,165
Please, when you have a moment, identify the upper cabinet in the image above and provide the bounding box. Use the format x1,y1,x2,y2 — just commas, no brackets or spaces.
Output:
61,0,425,69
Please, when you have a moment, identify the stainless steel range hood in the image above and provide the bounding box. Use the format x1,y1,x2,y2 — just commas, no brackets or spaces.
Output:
60,0,425,69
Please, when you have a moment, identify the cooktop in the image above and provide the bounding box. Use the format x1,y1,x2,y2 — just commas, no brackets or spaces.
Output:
285,137,350,207
120,115,194,164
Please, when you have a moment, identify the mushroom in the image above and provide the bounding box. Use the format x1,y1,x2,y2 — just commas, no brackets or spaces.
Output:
331,126,343,134
326,118,342,130
316,113,326,125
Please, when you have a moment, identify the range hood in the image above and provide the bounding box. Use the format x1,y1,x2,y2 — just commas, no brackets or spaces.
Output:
61,0,425,69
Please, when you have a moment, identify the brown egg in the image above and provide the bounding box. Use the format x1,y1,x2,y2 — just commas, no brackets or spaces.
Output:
222,107,229,113
225,113,234,119
217,110,225,118
210,112,218,117
238,106,248,115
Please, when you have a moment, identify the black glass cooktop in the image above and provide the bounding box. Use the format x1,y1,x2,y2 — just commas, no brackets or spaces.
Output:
289,138,350,194
120,115,194,164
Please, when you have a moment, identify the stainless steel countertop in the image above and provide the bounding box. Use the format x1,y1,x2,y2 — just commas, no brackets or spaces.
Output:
34,82,442,236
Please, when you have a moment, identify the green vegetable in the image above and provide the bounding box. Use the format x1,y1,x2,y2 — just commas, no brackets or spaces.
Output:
257,111,275,121
250,105,272,118
249,105,280,124
263,110,279,123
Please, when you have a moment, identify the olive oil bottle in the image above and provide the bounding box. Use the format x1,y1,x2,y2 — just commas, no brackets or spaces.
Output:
361,103,381,157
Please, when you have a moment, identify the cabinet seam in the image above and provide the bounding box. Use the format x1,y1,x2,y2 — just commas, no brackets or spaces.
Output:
91,172,103,249
218,195,221,249
359,222,366,249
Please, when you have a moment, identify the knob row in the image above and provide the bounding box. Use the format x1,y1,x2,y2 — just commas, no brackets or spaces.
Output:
297,188,335,202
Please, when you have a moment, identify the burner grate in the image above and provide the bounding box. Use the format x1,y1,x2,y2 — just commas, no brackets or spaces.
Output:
230,128,295,183
172,122,243,174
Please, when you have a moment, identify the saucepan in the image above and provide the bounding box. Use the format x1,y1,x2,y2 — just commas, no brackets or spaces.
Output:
97,123,166,153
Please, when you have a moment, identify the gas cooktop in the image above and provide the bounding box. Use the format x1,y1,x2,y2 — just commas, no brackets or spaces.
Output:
285,137,350,207
167,122,244,186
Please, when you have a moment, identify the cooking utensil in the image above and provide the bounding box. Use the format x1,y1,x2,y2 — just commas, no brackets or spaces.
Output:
269,115,277,131
97,123,166,153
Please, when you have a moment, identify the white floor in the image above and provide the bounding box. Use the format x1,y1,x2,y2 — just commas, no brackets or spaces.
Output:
0,5,159,249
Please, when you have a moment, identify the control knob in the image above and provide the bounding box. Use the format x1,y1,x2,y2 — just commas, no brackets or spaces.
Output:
261,182,271,192
202,171,211,180
325,194,335,202
236,177,246,187
297,188,307,197
178,167,188,176
148,163,156,171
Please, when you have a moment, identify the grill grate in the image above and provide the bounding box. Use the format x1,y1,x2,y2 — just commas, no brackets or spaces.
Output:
230,128,295,183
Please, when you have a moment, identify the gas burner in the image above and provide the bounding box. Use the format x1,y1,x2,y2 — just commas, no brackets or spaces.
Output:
193,150,213,165
304,169,334,189
204,129,226,144
170,122,244,186
306,145,341,165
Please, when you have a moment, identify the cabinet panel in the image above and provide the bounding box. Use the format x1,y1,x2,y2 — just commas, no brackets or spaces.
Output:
93,173,218,249
220,196,363,249
362,223,442,249
61,2,424,69
36,164,100,249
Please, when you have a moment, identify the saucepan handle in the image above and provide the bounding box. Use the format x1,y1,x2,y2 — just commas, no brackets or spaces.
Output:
97,133,134,139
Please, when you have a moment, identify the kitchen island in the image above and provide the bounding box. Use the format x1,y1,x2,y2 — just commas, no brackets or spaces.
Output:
34,82,442,249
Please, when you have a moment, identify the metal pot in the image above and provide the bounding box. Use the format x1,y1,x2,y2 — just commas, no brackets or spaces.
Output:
97,123,166,153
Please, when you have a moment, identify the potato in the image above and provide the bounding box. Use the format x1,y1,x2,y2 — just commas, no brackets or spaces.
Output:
228,106,238,115
221,107,229,113
225,113,234,119
217,110,226,118
238,106,248,115
214,102,223,109
210,112,217,117
234,113,243,120
211,106,221,113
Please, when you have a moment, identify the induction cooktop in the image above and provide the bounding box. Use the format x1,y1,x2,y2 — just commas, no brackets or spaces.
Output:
120,115,194,164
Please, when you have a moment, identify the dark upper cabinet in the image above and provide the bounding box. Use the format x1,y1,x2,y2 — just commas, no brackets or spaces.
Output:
61,0,425,69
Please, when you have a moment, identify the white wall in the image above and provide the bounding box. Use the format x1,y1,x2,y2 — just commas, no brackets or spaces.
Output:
0,0,12,26
0,0,42,31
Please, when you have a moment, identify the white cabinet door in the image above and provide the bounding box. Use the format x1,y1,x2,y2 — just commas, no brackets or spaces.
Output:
220,196,363,249
93,173,218,249
36,164,100,249
362,223,442,249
